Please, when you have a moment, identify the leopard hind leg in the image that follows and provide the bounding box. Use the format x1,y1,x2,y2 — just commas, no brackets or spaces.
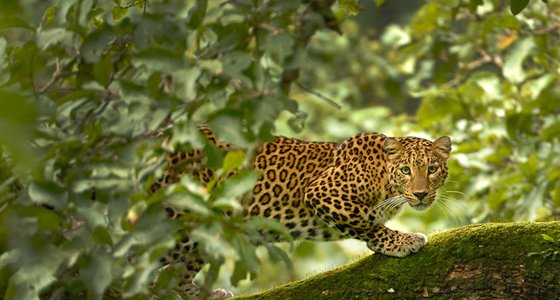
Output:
160,236,233,299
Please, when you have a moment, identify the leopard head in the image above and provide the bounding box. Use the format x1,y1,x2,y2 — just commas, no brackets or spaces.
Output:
383,136,452,211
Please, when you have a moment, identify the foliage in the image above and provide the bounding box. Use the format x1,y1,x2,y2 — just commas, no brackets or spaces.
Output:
0,0,330,298
0,0,559,299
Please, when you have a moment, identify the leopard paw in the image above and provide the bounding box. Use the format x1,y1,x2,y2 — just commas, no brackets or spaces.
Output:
367,232,428,258
209,288,234,299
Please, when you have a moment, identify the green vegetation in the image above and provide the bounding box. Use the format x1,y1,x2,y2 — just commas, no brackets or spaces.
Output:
0,0,559,298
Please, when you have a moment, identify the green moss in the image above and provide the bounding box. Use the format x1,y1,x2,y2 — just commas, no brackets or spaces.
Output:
238,222,560,299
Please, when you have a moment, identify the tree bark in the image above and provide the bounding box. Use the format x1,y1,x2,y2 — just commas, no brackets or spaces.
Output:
240,222,560,300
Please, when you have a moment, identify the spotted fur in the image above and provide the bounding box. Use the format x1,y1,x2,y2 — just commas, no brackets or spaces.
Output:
153,126,451,297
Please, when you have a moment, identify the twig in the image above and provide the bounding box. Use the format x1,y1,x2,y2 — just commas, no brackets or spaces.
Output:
296,82,342,110
534,23,560,35
38,58,77,94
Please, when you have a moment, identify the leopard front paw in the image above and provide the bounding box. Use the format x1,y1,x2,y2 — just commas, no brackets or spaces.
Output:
367,232,428,258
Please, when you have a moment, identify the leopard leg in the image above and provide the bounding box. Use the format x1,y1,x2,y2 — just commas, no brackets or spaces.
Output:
365,224,427,257
163,236,234,299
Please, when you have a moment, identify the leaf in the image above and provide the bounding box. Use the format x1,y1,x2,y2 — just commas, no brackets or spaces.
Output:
207,114,251,147
222,150,246,174
187,0,208,28
28,181,68,210
503,37,535,83
542,234,556,243
80,253,113,300
232,235,259,280
0,37,6,67
81,27,114,64
78,0,94,27
92,226,114,245
0,90,37,168
260,33,294,65
338,0,359,15
132,48,185,73
191,223,237,262
112,5,128,21
4,245,65,300
231,260,250,286
468,0,483,13
375,0,386,6
198,59,223,75
165,191,212,217
36,28,75,50
510,0,530,15
213,170,260,211
265,244,293,270
0,17,34,30
94,55,113,87
221,51,252,74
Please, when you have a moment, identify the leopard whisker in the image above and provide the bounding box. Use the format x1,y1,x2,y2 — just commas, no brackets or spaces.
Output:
435,194,469,225
442,190,465,197
435,198,462,226
434,200,455,225
378,195,407,220
365,195,406,221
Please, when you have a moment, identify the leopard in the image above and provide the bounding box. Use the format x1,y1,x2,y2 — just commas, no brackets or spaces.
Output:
152,125,452,298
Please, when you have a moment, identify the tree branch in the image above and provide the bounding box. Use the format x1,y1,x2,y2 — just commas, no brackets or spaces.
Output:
241,222,560,299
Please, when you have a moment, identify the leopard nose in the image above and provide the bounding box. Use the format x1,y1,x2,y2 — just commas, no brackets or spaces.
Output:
413,191,428,200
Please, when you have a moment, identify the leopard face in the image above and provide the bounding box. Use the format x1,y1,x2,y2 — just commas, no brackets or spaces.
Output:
383,136,451,211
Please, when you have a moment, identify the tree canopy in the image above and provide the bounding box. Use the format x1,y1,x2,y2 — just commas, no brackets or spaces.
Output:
0,0,559,299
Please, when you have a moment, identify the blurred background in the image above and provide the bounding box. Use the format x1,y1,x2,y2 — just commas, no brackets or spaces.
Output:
1,0,559,298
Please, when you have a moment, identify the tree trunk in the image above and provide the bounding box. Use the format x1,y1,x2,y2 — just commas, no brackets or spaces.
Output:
240,222,560,299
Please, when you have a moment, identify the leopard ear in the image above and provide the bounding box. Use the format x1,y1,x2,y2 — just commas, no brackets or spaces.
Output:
432,136,452,160
383,137,402,161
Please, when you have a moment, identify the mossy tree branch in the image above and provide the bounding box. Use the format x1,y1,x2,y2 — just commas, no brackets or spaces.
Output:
240,222,560,299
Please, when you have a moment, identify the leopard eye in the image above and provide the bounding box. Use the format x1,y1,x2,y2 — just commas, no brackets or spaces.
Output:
428,165,438,174
400,166,411,175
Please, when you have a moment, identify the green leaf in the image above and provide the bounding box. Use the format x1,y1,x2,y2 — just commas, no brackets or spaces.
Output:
222,150,246,174
28,181,68,210
265,244,292,270
80,253,113,300
204,141,224,170
94,55,113,87
375,0,386,6
112,5,128,21
338,0,359,15
260,33,294,65
5,245,65,300
0,37,6,67
165,191,212,217
198,59,223,75
221,51,252,81
207,114,251,147
510,0,530,15
81,27,114,64
36,28,75,50
468,0,483,13
231,260,250,286
0,90,37,168
78,0,94,27
191,223,237,262
0,17,34,30
542,234,556,243
132,48,185,73
213,170,260,211
187,0,208,28
503,37,535,83
231,235,259,283
92,226,114,245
